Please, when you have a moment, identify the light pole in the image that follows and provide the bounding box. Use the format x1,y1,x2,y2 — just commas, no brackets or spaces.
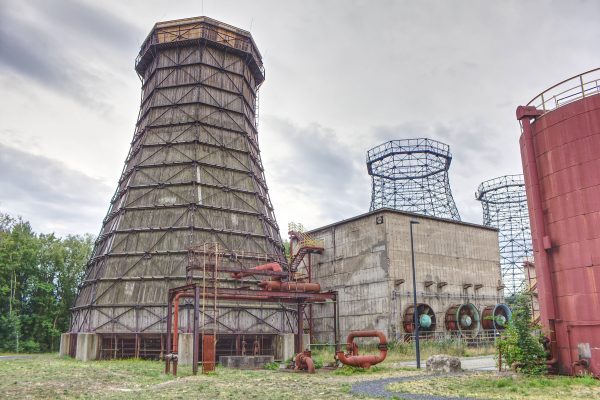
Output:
409,220,421,368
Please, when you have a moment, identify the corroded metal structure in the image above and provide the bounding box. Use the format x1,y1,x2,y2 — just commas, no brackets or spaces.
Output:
367,138,460,220
70,17,290,356
476,175,532,296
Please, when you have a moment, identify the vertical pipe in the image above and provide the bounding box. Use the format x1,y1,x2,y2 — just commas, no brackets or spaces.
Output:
193,286,200,375
520,115,556,320
410,220,421,369
518,108,559,370
296,303,304,353
165,292,172,374
334,292,340,353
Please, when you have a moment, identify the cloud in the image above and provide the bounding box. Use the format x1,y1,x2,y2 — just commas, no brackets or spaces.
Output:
0,0,142,110
0,142,113,236
261,116,369,229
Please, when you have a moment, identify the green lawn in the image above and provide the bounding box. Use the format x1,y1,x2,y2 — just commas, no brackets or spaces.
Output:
0,354,416,399
388,372,600,399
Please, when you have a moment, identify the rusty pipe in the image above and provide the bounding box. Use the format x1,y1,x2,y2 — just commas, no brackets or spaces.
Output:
258,281,321,292
258,280,282,290
231,262,283,279
336,330,388,369
281,282,320,292
294,350,315,374
172,292,194,353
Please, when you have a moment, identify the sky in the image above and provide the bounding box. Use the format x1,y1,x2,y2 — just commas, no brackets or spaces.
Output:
0,0,599,237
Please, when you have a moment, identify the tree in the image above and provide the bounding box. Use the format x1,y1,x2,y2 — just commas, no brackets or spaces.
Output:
0,212,93,352
497,293,547,375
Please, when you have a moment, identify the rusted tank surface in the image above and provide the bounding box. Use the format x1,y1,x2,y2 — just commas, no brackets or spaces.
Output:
517,68,600,376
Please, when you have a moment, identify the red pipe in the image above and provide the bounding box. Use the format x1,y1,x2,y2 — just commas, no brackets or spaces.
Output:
518,109,557,320
294,350,315,374
172,292,194,353
517,106,559,368
231,262,282,279
336,330,388,369
258,281,321,292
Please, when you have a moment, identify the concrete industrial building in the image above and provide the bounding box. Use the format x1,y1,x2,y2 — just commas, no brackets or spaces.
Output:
304,208,505,343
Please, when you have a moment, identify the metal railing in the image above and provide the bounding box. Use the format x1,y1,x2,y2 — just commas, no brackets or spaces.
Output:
527,67,600,115
136,20,265,76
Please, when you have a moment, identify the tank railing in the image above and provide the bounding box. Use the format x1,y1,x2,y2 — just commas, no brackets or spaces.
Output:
527,68,600,115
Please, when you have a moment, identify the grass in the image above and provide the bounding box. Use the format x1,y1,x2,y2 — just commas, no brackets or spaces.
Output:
0,354,419,399
387,372,600,399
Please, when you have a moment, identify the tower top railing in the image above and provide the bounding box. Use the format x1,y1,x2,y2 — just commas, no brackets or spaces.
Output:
527,67,600,115
135,16,264,80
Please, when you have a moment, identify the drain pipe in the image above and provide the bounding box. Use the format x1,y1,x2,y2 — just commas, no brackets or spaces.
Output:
517,106,559,369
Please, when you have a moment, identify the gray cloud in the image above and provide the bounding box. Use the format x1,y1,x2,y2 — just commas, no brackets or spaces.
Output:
0,0,142,109
0,142,113,236
261,116,368,227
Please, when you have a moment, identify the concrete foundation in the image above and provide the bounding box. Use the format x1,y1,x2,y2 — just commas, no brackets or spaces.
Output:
178,333,194,365
220,355,274,369
59,333,71,357
75,333,100,362
273,333,310,361
274,333,295,361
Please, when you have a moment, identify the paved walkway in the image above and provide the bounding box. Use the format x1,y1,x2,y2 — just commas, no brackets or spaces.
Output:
0,355,32,360
396,355,496,371
351,374,477,400
351,356,496,399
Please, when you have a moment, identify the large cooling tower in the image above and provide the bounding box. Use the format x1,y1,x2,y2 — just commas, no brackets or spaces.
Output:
69,17,287,357
517,68,600,376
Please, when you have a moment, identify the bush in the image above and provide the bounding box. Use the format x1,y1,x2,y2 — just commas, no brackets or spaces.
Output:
497,293,547,375
263,362,279,370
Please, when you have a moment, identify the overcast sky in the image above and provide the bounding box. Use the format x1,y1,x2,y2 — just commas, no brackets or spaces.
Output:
0,0,599,237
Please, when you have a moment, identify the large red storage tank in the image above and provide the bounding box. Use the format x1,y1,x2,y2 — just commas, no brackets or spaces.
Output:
517,68,600,376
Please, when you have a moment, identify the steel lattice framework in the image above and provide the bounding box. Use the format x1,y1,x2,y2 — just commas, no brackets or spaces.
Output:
70,17,291,343
366,138,461,220
476,174,532,296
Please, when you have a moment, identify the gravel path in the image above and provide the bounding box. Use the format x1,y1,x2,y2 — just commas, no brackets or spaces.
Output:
351,373,478,400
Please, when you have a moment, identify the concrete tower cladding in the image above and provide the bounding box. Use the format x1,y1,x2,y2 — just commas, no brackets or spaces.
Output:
517,68,600,376
67,17,289,359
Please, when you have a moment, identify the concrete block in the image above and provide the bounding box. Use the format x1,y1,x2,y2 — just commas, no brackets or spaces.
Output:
59,333,71,357
274,333,295,361
75,333,100,362
219,355,274,369
178,333,194,365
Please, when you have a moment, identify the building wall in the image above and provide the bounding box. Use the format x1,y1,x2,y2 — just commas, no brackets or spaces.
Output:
308,209,503,343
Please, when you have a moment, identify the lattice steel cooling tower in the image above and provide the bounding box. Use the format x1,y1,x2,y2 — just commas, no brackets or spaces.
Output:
476,175,532,296
366,138,460,220
69,17,287,355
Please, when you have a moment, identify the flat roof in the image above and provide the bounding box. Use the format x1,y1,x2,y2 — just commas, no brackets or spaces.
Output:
307,207,498,234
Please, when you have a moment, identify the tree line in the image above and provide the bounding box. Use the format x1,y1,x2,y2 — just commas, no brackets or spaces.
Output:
0,212,93,353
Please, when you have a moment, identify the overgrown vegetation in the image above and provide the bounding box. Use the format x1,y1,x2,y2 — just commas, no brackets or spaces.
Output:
0,212,93,353
497,293,547,375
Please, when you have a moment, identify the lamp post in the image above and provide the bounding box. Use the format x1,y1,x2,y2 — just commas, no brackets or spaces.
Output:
410,220,421,369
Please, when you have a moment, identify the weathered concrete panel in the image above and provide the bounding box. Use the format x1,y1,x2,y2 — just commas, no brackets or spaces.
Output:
178,333,194,365
59,333,71,357
76,333,100,362
220,355,274,369
308,209,502,342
